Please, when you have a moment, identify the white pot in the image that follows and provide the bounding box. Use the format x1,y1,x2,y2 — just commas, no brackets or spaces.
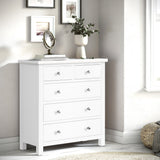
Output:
74,35,88,59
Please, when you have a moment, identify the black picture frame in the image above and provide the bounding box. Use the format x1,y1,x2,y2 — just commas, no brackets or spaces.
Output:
61,0,82,24
26,0,55,8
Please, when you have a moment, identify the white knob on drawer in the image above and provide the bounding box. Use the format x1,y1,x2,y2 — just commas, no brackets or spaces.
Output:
55,130,61,134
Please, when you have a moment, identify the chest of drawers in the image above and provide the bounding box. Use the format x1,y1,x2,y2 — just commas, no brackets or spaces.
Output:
19,59,108,155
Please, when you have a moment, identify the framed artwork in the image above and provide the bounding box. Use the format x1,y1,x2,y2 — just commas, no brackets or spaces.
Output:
31,16,55,42
26,0,55,8
61,0,81,24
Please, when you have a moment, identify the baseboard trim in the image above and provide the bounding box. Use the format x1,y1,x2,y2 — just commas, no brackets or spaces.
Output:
0,137,19,153
105,129,141,144
0,130,141,153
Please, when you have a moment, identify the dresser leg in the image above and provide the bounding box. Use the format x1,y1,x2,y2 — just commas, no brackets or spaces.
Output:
20,142,27,150
36,146,43,155
98,138,105,146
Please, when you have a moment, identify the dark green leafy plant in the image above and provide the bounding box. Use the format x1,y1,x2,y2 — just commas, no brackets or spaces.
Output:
71,16,99,37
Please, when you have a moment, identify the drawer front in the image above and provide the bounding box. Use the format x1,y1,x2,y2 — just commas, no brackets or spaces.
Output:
43,100,101,122
74,65,102,79
44,81,101,101
43,66,73,81
43,119,101,142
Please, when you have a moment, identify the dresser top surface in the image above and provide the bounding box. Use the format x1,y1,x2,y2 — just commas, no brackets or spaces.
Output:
19,58,108,65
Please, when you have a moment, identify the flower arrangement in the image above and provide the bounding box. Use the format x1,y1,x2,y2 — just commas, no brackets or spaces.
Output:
71,16,99,37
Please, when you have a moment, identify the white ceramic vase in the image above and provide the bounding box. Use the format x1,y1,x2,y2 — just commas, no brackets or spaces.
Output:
74,35,88,59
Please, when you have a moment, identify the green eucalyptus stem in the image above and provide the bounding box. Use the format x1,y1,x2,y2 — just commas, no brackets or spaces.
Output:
70,16,99,37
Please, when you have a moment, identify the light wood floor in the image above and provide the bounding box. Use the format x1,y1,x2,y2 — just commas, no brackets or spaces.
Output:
0,141,153,160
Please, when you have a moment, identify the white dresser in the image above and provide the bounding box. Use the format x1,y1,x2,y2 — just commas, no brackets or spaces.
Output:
19,59,108,155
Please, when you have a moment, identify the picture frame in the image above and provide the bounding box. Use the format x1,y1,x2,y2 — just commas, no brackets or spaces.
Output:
61,0,81,24
26,0,55,8
31,16,55,42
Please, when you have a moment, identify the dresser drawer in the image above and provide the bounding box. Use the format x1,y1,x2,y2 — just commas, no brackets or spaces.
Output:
43,66,73,81
44,81,101,101
74,65,102,79
43,119,101,142
43,100,101,122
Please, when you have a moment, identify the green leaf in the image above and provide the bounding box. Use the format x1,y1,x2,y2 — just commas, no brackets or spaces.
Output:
70,16,99,36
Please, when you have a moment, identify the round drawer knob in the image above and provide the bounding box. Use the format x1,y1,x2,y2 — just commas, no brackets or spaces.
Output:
86,127,91,131
86,70,91,74
86,107,91,111
55,130,61,134
86,88,91,92
56,72,61,76
56,110,61,114
56,90,61,94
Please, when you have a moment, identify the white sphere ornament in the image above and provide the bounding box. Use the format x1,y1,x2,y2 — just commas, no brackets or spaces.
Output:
74,35,88,59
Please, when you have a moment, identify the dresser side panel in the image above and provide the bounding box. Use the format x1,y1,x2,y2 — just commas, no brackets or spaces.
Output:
101,63,106,138
20,64,40,146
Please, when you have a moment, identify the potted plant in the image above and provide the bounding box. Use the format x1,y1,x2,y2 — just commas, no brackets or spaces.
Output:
71,16,99,59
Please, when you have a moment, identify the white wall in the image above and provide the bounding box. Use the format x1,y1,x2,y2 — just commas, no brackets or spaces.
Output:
0,0,99,138
99,0,124,132
100,0,160,136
